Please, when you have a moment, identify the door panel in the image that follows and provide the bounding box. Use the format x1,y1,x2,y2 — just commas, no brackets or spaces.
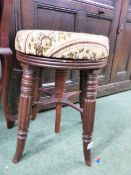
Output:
110,0,131,82
36,8,75,31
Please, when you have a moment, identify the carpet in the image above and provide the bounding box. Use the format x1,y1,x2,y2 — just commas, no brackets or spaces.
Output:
0,90,131,175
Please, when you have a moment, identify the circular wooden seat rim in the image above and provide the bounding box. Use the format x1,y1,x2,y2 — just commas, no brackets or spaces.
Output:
17,51,108,70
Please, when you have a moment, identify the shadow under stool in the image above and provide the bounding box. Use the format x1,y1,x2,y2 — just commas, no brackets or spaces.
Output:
13,30,109,166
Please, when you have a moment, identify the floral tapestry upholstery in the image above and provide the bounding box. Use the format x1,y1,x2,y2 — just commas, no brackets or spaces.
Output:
15,30,109,60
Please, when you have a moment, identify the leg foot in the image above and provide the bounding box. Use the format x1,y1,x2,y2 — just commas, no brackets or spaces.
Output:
7,119,15,129
55,102,62,133
13,139,26,163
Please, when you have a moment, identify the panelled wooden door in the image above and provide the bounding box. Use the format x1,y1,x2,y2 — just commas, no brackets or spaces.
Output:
9,0,131,112
14,0,122,93
110,0,131,85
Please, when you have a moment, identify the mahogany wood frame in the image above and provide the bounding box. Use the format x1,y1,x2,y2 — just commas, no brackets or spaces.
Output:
0,0,15,128
13,52,108,166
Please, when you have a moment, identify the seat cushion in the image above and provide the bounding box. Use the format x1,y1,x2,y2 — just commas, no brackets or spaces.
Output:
15,30,109,60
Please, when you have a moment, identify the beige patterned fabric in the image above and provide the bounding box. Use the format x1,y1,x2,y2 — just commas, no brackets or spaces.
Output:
15,30,109,60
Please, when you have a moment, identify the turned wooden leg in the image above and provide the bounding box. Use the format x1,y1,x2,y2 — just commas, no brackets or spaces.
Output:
13,64,35,163
31,68,42,120
55,69,66,133
1,52,15,128
81,70,98,166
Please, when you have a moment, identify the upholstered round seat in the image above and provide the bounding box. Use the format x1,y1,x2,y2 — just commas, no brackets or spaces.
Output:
15,30,109,60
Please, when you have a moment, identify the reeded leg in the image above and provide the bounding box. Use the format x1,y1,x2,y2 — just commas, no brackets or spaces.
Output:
31,68,42,120
55,69,66,133
13,64,35,163
1,52,15,128
81,70,98,166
